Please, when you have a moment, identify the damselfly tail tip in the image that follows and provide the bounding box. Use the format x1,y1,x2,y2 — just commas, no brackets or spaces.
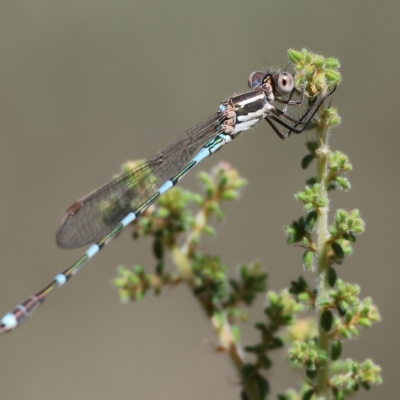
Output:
0,313,17,335
0,325,9,335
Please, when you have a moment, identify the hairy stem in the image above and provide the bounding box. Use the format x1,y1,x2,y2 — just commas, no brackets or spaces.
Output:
315,114,332,396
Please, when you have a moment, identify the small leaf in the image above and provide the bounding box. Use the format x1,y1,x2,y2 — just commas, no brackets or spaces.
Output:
325,57,340,69
306,177,317,186
298,292,311,301
241,390,250,400
325,69,342,84
287,48,303,63
255,375,270,398
245,344,264,354
331,242,345,264
328,267,337,287
198,171,213,186
358,318,372,328
259,355,272,369
277,395,289,400
220,190,238,200
302,389,315,400
361,382,371,391
306,368,318,379
241,364,257,379
337,305,347,317
303,250,314,271
305,211,318,231
333,388,344,400
335,176,350,190
231,325,241,343
301,154,314,169
331,340,342,360
269,337,284,349
155,261,164,275
306,141,318,153
321,310,333,331
343,232,356,243
254,322,267,333
153,238,164,260
316,296,330,307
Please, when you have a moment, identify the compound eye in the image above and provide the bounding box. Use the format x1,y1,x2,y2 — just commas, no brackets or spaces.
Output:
276,72,294,95
248,71,265,89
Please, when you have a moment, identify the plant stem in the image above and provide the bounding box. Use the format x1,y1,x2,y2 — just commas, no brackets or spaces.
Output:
315,115,332,397
170,195,263,400
171,244,262,400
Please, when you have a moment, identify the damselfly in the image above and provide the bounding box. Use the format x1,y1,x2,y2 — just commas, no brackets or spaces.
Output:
0,69,336,335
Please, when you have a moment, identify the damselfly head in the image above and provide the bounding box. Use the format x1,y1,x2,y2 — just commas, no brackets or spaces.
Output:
249,71,295,98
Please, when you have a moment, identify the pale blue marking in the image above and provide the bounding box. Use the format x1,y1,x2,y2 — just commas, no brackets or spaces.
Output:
210,135,231,154
86,244,100,258
121,212,136,227
1,313,17,329
158,180,174,195
55,274,67,286
191,147,211,164
219,104,226,111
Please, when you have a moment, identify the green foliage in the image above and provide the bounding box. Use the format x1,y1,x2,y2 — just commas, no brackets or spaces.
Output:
112,50,381,399
285,211,317,246
330,359,382,391
283,51,381,398
289,340,328,370
228,263,268,306
287,48,341,97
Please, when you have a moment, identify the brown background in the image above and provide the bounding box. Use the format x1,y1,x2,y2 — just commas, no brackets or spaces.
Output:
0,1,398,399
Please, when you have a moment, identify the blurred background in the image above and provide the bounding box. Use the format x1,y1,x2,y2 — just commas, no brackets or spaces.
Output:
0,1,398,399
